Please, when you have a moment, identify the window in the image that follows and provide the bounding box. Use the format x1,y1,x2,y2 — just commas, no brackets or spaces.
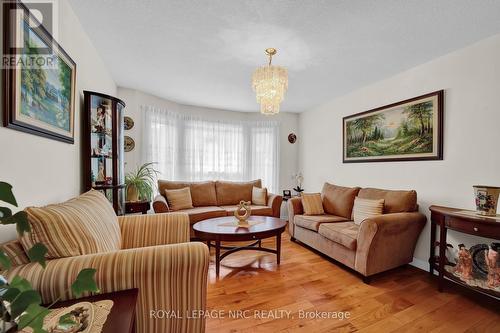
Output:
142,106,280,193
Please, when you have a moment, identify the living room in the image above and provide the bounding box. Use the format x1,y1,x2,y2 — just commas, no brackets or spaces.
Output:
1,0,499,332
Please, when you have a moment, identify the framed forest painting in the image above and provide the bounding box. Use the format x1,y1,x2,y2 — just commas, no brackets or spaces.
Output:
343,90,443,163
2,1,76,143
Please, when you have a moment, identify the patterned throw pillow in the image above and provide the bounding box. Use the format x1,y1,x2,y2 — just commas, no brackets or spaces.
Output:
20,190,121,259
301,193,325,215
252,186,268,205
352,197,385,225
165,187,194,211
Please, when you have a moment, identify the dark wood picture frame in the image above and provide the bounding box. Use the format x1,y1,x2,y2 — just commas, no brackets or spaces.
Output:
343,90,444,163
2,1,76,143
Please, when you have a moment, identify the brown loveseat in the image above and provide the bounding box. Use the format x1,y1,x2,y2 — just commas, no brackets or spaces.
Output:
153,179,283,235
287,183,426,282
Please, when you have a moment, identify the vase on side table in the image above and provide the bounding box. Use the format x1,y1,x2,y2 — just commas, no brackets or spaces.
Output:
473,185,500,216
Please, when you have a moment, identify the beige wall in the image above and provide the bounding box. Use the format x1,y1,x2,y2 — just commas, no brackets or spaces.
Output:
0,0,117,242
298,34,500,268
118,87,300,194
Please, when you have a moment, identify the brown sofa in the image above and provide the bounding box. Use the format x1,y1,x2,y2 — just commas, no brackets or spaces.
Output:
287,183,426,282
153,179,283,235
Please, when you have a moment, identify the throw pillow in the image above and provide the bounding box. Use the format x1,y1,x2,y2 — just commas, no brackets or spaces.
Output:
301,193,325,215
252,186,268,205
352,197,385,225
165,187,194,211
20,190,121,259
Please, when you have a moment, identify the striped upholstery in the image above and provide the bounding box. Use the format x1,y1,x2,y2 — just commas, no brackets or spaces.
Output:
1,240,30,267
20,190,121,259
118,213,190,248
165,187,194,211
352,197,385,225
301,193,325,215
2,212,209,333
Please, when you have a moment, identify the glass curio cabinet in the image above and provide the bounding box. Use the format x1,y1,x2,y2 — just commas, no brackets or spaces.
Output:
83,91,126,215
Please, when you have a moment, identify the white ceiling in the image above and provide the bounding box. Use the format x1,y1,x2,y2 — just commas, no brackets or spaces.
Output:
68,0,500,113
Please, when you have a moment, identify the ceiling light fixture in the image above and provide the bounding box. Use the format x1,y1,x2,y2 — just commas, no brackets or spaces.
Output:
252,48,288,115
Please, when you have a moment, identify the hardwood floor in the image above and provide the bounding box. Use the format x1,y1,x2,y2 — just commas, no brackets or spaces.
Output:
206,233,500,333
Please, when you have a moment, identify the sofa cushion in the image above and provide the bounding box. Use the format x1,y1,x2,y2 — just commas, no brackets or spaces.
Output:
215,179,262,206
220,205,273,216
252,186,267,205
352,197,385,225
158,180,217,207
301,193,325,216
357,188,417,213
178,206,227,224
165,187,194,211
321,183,360,219
1,240,30,267
294,214,349,232
20,190,121,259
318,222,359,250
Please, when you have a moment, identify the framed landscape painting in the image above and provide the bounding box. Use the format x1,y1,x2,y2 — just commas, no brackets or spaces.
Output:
343,90,444,163
3,1,76,143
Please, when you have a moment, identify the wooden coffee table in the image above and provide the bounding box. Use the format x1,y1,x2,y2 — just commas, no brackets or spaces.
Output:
193,215,287,275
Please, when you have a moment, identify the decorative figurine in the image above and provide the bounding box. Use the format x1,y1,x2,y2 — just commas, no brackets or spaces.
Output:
234,200,251,225
455,244,473,280
96,161,105,183
90,171,96,187
485,243,500,288
94,105,107,133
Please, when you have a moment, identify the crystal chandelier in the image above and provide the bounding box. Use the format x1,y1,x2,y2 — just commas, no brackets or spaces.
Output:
252,48,288,115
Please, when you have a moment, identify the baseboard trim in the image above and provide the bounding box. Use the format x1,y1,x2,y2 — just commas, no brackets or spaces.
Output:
409,257,436,275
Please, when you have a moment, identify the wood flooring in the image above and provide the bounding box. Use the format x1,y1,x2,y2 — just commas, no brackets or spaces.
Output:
205,233,500,333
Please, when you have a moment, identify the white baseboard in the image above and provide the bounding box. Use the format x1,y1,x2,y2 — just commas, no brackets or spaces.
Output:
409,257,436,275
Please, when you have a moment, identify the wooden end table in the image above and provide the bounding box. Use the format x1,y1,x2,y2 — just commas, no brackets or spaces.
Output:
429,205,500,299
125,201,150,214
47,289,138,333
193,216,287,276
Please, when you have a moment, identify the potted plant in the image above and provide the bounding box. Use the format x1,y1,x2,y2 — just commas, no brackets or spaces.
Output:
125,163,159,202
0,182,99,333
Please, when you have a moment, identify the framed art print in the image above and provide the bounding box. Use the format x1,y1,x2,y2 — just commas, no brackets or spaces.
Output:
3,1,76,143
343,90,443,163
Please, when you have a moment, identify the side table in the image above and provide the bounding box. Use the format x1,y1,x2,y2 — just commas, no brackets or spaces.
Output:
125,201,150,214
48,289,138,333
429,205,500,299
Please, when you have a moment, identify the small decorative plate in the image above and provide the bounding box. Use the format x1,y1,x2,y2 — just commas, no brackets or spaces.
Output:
288,133,297,144
20,300,113,333
124,136,135,152
471,243,489,278
124,116,134,130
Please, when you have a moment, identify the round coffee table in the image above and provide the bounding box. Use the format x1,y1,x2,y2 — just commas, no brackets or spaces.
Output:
193,215,287,276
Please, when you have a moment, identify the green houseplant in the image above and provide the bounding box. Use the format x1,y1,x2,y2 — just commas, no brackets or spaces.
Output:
125,163,159,202
0,182,99,333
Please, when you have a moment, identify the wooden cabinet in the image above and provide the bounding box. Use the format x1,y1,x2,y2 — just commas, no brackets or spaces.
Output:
429,205,500,299
83,91,126,215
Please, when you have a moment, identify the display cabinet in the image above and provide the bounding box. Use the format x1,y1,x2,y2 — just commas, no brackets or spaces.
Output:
83,91,126,215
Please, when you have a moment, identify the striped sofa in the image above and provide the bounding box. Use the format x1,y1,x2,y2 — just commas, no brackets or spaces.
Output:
1,190,209,333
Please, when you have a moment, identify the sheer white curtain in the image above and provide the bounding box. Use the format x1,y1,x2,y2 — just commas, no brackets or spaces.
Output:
141,105,280,193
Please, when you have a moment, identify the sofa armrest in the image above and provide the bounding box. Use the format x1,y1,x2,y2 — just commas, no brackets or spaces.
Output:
118,212,190,248
153,194,170,213
4,242,209,333
355,212,426,276
287,197,303,237
267,193,283,218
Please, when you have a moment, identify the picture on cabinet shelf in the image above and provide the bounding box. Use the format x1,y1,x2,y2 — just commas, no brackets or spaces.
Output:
343,90,443,162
